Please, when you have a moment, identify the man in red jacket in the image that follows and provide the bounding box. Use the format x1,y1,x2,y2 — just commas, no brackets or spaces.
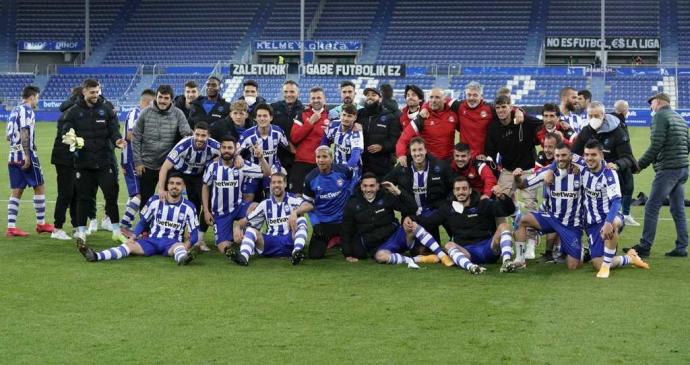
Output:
399,84,424,131
289,86,329,194
396,88,459,166
451,143,497,199
535,103,575,147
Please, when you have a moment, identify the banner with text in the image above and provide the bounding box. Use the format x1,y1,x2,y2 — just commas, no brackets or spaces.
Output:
462,66,586,76
627,109,690,127
545,37,660,50
228,64,289,76
255,40,362,52
17,40,84,52
301,64,405,77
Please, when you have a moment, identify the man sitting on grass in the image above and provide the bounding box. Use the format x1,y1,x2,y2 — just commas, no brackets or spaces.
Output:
76,172,201,266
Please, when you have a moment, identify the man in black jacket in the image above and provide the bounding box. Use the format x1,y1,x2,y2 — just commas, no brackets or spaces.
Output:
238,79,265,127
412,176,517,274
572,102,639,226
358,87,401,179
61,79,125,243
173,80,199,126
188,76,230,129
341,173,451,268
271,80,303,181
485,95,542,212
383,136,453,247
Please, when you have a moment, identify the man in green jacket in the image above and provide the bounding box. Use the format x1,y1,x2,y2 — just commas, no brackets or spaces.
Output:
626,93,689,258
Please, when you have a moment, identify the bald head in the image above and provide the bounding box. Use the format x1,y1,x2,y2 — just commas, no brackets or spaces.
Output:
429,88,445,111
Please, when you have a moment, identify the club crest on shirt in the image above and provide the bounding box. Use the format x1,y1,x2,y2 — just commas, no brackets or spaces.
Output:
480,110,488,118
336,179,344,187
449,116,456,123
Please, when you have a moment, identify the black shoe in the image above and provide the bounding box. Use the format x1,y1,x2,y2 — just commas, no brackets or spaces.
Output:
75,236,97,262
225,243,242,264
234,252,248,266
665,249,688,257
291,249,305,266
582,247,592,263
539,251,553,264
178,245,201,266
623,244,650,258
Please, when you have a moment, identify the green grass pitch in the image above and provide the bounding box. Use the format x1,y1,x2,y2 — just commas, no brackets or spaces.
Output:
1,122,689,364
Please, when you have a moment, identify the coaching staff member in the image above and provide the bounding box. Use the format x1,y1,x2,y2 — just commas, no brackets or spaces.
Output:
132,84,192,207
61,79,125,241
358,87,401,179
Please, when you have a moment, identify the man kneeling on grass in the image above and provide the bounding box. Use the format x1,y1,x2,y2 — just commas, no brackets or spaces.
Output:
412,176,517,274
340,173,452,268
76,172,201,265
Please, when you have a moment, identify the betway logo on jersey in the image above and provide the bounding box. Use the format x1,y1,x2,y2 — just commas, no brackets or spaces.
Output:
336,144,351,154
262,149,277,157
550,191,579,199
583,187,602,198
157,219,182,230
215,180,238,188
268,216,289,226
319,191,341,200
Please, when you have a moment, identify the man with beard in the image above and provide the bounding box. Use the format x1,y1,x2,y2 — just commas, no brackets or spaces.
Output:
230,173,309,266
577,89,592,120
322,103,364,172
396,88,459,165
328,80,362,121
559,86,585,135
202,135,270,257
173,80,199,125
399,84,423,130
342,172,451,268
132,84,192,209
188,76,230,129
531,132,563,262
61,79,126,243
290,146,356,260
290,86,330,195
238,79,265,126
156,122,220,250
271,80,303,181
535,103,575,147
451,143,496,199
358,87,401,179
412,176,517,274
76,172,201,266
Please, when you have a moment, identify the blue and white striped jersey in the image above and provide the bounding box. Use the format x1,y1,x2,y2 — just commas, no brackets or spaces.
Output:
581,162,621,226
247,193,305,236
411,163,428,213
141,195,199,242
166,136,221,176
562,112,585,134
7,104,36,164
239,125,289,169
524,165,583,227
203,160,265,215
121,106,140,165
323,122,364,168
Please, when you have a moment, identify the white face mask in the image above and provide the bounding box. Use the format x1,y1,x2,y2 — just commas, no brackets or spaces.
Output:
589,117,604,130
244,96,256,106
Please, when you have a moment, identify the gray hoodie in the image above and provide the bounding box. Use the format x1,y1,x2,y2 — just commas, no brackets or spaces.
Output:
132,101,192,169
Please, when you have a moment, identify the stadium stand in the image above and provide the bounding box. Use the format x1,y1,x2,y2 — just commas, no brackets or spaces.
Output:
16,0,126,48
151,73,211,99
451,74,588,105
259,0,320,39
545,0,659,36
41,73,140,102
376,0,532,65
0,73,35,104
312,1,378,40
103,0,261,65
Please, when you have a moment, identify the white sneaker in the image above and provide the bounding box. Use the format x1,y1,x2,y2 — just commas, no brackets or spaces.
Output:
624,215,641,227
101,216,113,231
51,229,72,240
407,260,420,269
525,241,536,260
86,220,98,235
74,230,87,243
